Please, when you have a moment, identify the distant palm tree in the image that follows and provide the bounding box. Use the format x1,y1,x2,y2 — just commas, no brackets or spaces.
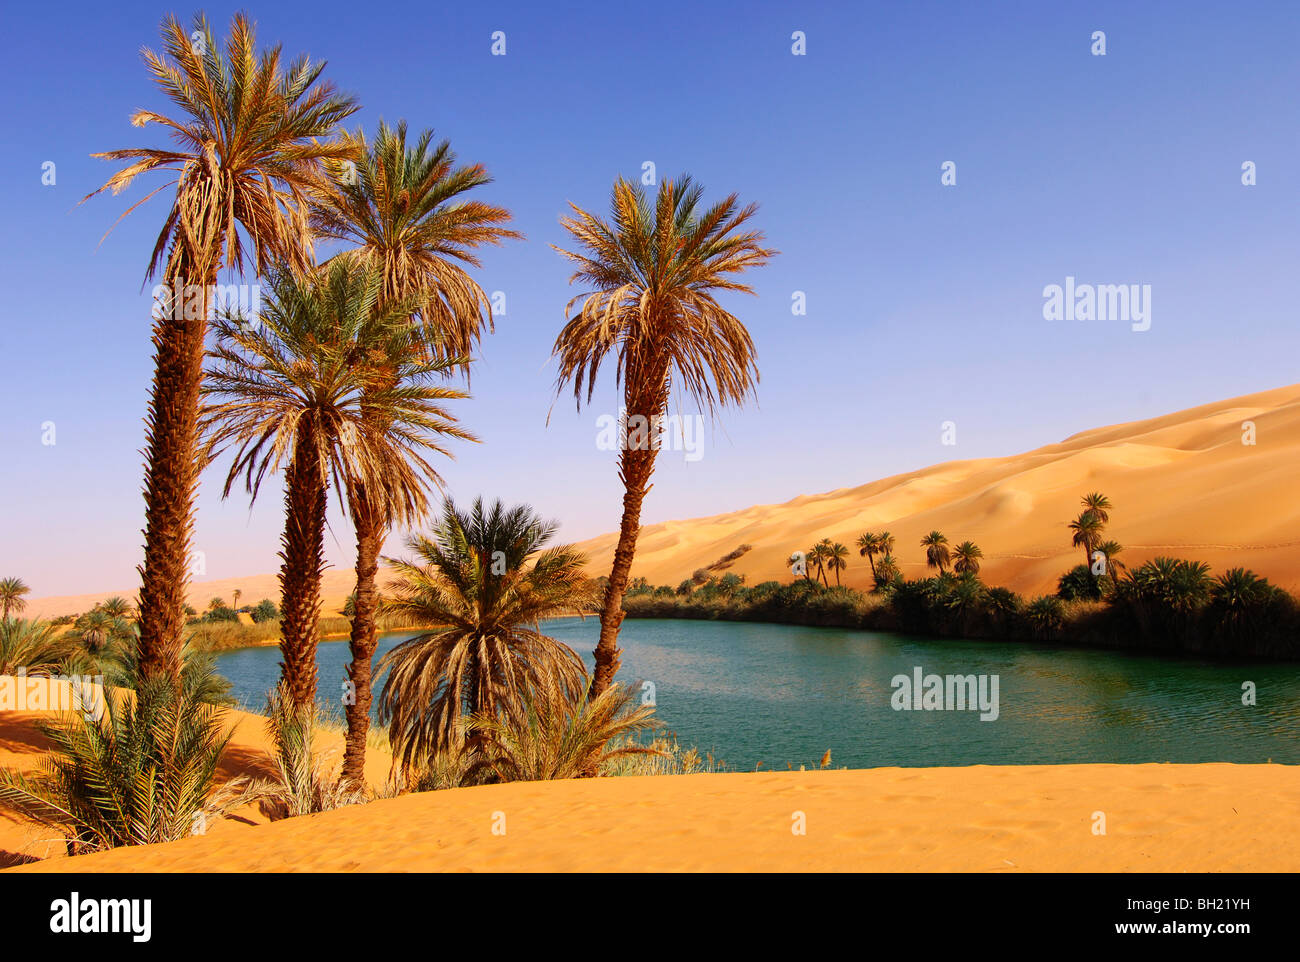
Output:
207,598,226,614
550,174,774,698
377,499,599,772
95,597,134,620
813,539,833,586
1081,492,1112,525
826,542,850,586
310,121,517,784
0,578,30,622
231,590,242,613
204,262,473,711
83,12,357,684
952,541,983,575
856,533,881,578
921,531,951,574
1068,511,1105,569
873,552,901,588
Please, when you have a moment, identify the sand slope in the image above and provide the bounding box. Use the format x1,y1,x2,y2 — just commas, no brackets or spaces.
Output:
571,383,1300,597
6,764,1298,872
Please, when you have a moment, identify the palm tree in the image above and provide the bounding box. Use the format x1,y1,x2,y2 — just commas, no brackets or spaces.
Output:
952,541,983,575
0,578,30,622
551,175,774,698
856,533,881,578
826,542,850,586
310,121,518,782
1081,492,1112,525
877,531,896,559
809,541,831,586
84,13,357,684
376,499,599,773
468,680,662,782
203,262,473,713
95,597,134,620
921,531,951,574
1094,539,1126,578
0,620,72,676
1068,511,1105,569
231,590,242,613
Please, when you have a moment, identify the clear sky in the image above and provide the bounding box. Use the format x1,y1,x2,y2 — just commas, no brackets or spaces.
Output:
1,0,1297,597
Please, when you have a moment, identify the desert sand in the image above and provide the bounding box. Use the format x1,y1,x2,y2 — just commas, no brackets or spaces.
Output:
0,692,392,867
25,382,1300,617
5,761,1298,872
572,382,1300,597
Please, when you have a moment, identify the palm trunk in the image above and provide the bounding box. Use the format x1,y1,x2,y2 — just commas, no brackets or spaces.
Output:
277,430,327,710
591,443,658,698
341,493,383,786
136,276,211,685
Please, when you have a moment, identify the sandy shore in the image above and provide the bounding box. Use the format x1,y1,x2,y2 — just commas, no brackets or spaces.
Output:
5,762,1298,872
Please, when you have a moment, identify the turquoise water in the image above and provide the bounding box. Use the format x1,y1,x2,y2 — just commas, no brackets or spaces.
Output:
213,617,1300,769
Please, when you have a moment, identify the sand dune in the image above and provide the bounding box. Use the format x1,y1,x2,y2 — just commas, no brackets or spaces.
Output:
7,763,1298,872
571,383,1300,597
24,383,1300,617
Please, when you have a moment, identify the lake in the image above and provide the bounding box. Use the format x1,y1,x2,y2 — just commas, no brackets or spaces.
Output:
214,617,1300,769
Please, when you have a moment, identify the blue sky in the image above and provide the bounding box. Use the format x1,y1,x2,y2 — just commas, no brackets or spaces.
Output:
1,0,1297,596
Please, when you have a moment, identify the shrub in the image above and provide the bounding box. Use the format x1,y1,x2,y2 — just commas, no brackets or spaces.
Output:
250,599,280,623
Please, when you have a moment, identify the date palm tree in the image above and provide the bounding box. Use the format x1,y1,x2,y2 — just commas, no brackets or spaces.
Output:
310,121,518,781
952,541,983,575
1081,492,1112,525
1094,539,1126,578
1069,511,1105,569
83,12,357,684
877,531,896,558
551,175,774,697
0,578,30,622
376,499,599,773
826,542,850,586
856,532,882,578
203,262,473,712
921,531,951,574
808,541,830,586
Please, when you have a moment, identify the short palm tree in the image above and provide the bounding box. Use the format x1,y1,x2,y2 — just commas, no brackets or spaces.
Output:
921,531,951,573
826,542,850,586
1094,539,1126,578
856,533,881,578
95,597,135,620
1068,511,1105,568
551,175,775,697
469,680,663,782
203,262,473,711
0,578,30,622
84,12,357,684
952,541,983,575
0,656,240,854
377,499,600,774
310,121,518,783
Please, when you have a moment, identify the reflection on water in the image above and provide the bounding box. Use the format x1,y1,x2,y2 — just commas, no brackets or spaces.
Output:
214,617,1300,770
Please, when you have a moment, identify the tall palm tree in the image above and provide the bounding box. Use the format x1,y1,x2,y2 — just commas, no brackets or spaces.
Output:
377,499,599,773
1068,511,1105,568
0,578,30,622
808,541,830,586
310,121,518,781
826,542,850,586
921,531,951,574
84,12,357,684
877,531,896,558
551,175,774,698
952,541,983,575
1081,492,1112,525
856,533,881,578
203,263,473,712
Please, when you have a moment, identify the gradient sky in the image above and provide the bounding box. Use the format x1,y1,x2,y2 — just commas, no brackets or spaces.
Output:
1,0,1297,598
